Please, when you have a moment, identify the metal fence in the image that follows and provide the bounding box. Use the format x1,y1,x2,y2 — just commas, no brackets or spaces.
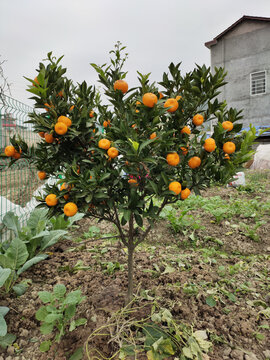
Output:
0,94,41,235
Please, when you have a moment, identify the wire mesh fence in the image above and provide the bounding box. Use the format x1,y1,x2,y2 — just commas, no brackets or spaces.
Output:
0,94,42,238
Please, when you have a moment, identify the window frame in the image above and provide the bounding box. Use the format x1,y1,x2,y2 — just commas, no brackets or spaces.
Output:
250,70,267,96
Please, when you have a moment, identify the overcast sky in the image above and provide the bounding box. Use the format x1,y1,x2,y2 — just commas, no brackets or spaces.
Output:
1,0,270,106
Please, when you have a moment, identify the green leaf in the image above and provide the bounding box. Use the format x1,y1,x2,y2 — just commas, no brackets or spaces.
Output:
44,313,63,323
65,304,76,320
40,322,54,335
40,230,68,251
0,307,9,318
36,306,48,321
0,333,16,349
182,346,193,358
205,295,217,307
53,284,66,299
0,256,13,269
38,291,53,303
69,347,84,360
2,212,21,237
5,237,29,270
0,315,7,337
12,283,28,296
17,254,48,275
0,268,11,288
27,208,48,232
138,138,155,155
64,290,83,305
39,340,52,352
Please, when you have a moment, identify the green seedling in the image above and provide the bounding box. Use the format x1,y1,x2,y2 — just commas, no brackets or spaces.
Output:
0,307,16,349
58,260,91,274
36,284,86,352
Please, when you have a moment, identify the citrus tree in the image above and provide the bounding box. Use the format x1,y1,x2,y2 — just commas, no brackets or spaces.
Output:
5,42,256,302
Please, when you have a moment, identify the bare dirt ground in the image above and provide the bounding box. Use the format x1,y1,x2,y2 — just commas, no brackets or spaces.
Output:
0,170,270,360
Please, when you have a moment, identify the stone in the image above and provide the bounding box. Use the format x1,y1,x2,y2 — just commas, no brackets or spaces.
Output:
223,347,232,356
20,328,29,337
244,353,259,360
230,349,245,360
6,346,14,356
263,350,270,358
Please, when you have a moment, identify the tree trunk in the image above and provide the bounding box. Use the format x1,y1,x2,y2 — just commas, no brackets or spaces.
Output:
126,214,135,304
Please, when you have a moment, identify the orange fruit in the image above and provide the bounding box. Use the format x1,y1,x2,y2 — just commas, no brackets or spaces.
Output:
89,110,95,118
58,115,72,127
44,103,51,111
223,141,235,154
113,79,128,94
69,105,74,112
192,114,204,126
57,90,64,97
166,152,180,166
44,133,54,143
60,182,70,191
38,171,46,180
38,132,45,138
63,202,78,217
128,179,138,186
107,147,119,158
169,181,182,195
103,120,111,128
181,188,191,200
98,139,111,150
224,153,230,160
181,126,191,135
188,156,201,169
164,98,179,113
150,132,157,139
180,146,188,155
55,122,68,135
33,76,39,87
222,121,233,131
136,101,141,105
176,95,182,101
204,138,216,152
135,109,140,113
45,194,58,206
4,145,16,157
142,93,158,108
159,92,164,99
13,151,21,159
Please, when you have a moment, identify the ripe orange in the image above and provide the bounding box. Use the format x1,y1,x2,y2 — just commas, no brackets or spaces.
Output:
204,138,216,152
38,132,45,138
169,181,182,195
223,141,235,154
181,188,191,200
58,115,72,127
192,114,204,126
180,146,188,155
114,79,128,94
176,95,182,101
45,194,58,206
150,132,157,139
181,126,191,135
164,98,179,113
107,147,119,158
166,152,180,166
13,150,21,160
98,139,111,150
57,90,64,97
128,179,138,186
159,92,164,99
60,182,70,191
224,153,230,160
38,171,46,180
64,202,78,217
44,133,54,143
4,145,16,157
55,122,68,135
222,121,234,131
136,101,141,105
89,110,95,118
33,76,39,87
103,120,111,128
69,105,74,112
135,109,140,113
188,156,201,169
142,93,158,108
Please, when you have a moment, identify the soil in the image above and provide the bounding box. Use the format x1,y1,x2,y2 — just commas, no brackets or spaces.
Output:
0,170,270,360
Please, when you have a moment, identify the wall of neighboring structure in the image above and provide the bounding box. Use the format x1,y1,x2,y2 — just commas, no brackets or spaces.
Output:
210,21,270,128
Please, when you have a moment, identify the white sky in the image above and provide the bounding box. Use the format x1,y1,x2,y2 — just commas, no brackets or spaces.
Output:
1,0,270,106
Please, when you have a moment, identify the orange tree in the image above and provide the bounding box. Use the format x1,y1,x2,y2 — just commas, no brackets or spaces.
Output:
7,43,256,302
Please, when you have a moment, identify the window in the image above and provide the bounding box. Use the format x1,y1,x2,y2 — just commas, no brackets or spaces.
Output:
250,71,266,95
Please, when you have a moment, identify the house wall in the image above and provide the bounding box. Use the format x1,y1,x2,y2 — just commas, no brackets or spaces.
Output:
210,21,270,128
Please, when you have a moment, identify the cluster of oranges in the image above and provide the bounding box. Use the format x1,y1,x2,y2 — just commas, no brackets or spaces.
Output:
45,193,78,217
4,145,21,159
98,139,119,159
